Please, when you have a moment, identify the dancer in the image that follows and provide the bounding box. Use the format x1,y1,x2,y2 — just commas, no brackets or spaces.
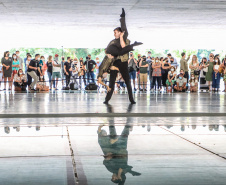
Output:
98,37,141,92
98,9,142,103
98,104,141,184
104,8,141,104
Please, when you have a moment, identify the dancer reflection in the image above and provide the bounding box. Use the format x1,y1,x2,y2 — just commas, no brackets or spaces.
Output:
97,104,141,184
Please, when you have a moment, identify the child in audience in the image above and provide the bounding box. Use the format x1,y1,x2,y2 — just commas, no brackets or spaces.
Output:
189,74,198,92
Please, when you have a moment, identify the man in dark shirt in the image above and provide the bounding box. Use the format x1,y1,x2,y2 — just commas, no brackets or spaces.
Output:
64,57,72,87
27,54,43,90
84,54,97,84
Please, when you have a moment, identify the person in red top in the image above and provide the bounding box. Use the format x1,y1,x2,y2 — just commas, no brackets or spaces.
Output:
151,57,162,92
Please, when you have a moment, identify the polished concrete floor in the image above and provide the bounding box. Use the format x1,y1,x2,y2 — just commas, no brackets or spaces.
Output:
0,92,226,185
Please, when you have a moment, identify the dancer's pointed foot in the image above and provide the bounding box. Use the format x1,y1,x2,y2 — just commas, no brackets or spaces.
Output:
120,8,125,17
130,101,136,104
103,101,109,104
132,41,143,47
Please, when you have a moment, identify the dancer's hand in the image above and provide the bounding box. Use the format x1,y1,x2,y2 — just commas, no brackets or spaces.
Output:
120,31,125,38
107,86,111,92
107,54,114,59
110,66,119,71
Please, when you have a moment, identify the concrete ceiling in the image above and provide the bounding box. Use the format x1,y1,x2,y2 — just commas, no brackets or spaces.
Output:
1,0,226,49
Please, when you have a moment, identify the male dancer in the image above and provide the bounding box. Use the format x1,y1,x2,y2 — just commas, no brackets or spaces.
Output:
97,35,142,92
104,8,140,104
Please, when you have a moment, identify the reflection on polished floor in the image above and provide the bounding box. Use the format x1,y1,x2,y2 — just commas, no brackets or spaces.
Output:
0,92,226,185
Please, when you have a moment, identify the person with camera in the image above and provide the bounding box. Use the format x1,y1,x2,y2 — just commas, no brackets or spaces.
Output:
139,55,148,91
128,52,137,91
84,54,97,84
180,52,190,83
27,54,43,91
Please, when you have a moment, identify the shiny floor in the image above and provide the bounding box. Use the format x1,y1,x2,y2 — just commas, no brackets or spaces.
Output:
0,92,226,185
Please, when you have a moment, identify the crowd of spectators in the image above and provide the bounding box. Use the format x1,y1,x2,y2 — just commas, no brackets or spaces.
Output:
1,50,226,93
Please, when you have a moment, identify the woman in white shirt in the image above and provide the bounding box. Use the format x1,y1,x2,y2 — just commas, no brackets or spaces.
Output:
212,57,221,92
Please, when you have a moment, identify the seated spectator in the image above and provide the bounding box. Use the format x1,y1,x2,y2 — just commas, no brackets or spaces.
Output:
166,66,177,92
174,73,187,92
176,69,185,79
116,73,126,91
14,69,27,91
189,74,198,92
36,76,49,91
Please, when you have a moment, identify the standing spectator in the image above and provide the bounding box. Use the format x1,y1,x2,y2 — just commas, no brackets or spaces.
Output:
12,53,20,77
64,57,72,87
14,69,27,91
95,57,101,79
147,51,152,76
136,54,142,90
16,50,23,70
168,53,178,69
84,54,97,84
180,52,190,83
24,53,30,72
161,57,171,89
174,73,187,92
61,56,65,87
39,56,45,76
189,74,198,92
199,57,209,91
212,57,221,92
27,54,43,91
26,55,32,87
170,57,179,70
221,57,226,92
139,55,148,91
151,57,162,92
0,63,2,90
71,58,79,88
1,51,13,90
223,68,226,91
79,57,86,89
166,66,177,92
205,56,214,91
46,56,53,89
189,55,199,79
149,57,155,89
52,54,61,90
128,52,137,91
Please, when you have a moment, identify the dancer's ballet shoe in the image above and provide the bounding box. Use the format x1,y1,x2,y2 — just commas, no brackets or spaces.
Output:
120,8,125,17
132,41,143,47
